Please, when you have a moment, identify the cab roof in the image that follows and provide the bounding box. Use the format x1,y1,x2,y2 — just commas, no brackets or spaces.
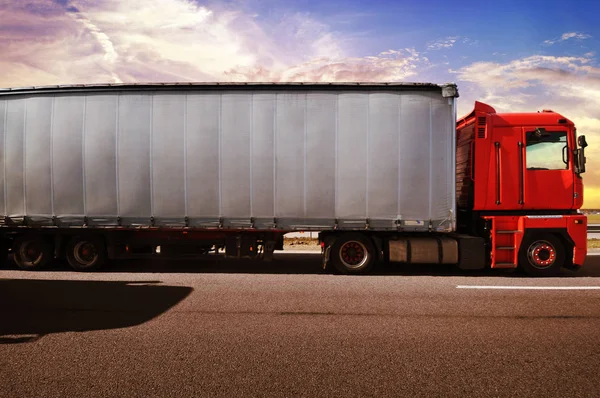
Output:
458,101,574,128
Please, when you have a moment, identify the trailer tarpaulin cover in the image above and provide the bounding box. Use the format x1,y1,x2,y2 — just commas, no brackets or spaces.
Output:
0,83,457,232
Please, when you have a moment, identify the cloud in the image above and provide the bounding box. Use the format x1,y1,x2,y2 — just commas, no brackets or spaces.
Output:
561,32,592,40
224,49,425,82
61,1,120,82
543,31,591,45
0,0,426,88
456,55,599,112
427,36,458,50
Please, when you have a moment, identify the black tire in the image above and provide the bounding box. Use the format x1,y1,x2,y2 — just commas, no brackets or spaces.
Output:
0,239,8,269
330,233,377,275
13,235,54,271
518,233,565,277
66,236,107,272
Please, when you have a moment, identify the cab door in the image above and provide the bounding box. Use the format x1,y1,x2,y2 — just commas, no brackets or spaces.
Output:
488,126,524,211
523,127,574,210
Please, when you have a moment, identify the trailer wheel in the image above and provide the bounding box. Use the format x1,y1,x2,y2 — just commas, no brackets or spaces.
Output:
330,234,376,275
0,239,9,269
66,236,106,271
518,233,565,277
13,235,54,271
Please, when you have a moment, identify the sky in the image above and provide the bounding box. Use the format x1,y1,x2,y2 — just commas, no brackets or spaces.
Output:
1,0,600,207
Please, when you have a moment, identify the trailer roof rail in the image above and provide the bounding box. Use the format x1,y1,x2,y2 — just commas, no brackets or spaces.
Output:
0,81,459,96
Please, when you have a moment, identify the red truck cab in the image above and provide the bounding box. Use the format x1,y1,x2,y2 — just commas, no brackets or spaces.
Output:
457,102,588,276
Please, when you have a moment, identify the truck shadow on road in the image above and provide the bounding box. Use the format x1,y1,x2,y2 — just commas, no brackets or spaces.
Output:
16,253,598,278
118,253,600,277
0,279,192,344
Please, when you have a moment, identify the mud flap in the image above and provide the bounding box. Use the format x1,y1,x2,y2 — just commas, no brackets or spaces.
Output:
322,245,332,271
456,235,486,270
263,240,276,262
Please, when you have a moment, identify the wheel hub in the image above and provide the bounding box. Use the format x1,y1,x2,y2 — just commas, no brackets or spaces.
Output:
74,241,99,266
527,241,556,269
340,241,368,269
22,242,42,263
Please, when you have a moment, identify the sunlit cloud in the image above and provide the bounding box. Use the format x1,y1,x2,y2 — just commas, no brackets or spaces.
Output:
224,49,426,82
62,1,120,82
456,54,599,113
0,0,425,87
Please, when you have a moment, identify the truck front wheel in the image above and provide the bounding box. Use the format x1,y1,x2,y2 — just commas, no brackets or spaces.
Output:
518,233,565,277
13,235,54,271
66,236,107,271
330,234,376,275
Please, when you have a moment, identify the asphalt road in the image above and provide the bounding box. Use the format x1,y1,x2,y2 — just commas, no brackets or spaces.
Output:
2,253,600,397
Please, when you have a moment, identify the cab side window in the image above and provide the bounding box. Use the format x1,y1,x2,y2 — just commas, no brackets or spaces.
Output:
525,130,568,170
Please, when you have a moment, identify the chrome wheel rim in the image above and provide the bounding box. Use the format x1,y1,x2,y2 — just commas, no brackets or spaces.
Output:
527,240,556,269
339,241,369,269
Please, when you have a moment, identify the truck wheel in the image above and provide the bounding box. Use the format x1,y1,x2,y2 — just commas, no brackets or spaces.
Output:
0,239,8,269
66,236,106,271
518,233,565,277
330,234,376,275
13,235,54,271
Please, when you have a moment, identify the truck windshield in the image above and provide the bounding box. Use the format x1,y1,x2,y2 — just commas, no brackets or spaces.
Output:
525,131,568,170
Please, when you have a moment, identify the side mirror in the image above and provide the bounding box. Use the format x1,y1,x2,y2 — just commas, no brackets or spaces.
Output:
576,135,588,174
577,149,586,174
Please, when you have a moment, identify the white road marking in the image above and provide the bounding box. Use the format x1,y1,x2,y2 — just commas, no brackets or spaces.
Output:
276,250,321,254
457,285,600,290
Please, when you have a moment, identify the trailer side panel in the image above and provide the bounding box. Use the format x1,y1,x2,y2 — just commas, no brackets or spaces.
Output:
0,84,457,232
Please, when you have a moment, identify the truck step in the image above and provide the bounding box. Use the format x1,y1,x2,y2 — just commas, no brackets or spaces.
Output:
496,246,514,250
496,230,520,234
494,262,517,268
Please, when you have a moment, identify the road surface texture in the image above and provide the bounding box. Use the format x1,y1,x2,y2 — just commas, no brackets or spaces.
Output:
2,253,600,397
